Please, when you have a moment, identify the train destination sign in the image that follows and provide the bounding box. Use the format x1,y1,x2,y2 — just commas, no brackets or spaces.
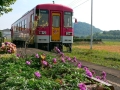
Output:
64,12,72,15
40,10,49,14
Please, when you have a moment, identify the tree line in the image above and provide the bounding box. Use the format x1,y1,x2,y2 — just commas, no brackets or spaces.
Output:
93,30,120,39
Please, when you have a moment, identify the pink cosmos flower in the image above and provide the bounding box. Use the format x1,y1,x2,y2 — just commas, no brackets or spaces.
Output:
101,71,106,77
78,83,87,90
55,47,61,53
73,59,77,62
91,70,95,75
61,58,65,63
86,69,93,78
96,76,101,80
67,57,71,61
53,58,57,63
8,50,11,53
26,61,31,65
59,52,64,57
16,54,21,57
73,56,77,62
35,54,39,58
34,71,41,78
57,48,60,53
42,60,48,66
101,71,106,80
77,63,82,68
5,42,8,45
83,67,88,71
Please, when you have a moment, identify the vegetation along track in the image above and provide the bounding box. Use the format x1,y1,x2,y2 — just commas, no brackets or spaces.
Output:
17,48,120,90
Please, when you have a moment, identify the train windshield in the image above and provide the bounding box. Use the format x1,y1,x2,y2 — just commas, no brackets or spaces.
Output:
64,12,72,27
37,9,49,26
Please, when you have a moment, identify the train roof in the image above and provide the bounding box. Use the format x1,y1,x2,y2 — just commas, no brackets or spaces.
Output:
11,3,73,26
36,3,73,11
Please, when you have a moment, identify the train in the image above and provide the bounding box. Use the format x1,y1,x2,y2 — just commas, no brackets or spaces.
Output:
10,2,77,52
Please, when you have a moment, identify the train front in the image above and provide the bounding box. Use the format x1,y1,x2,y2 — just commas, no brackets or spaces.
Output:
35,3,73,52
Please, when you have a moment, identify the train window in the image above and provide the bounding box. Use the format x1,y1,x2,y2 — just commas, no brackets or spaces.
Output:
21,20,24,30
16,24,18,31
14,26,16,31
38,10,48,26
19,22,22,31
25,19,27,25
32,14,34,22
30,14,34,28
36,9,39,16
24,19,27,30
18,23,20,31
52,15,60,27
24,25,26,29
17,24,19,31
64,12,72,27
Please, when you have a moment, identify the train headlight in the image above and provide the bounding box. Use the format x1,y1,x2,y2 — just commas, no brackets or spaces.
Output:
39,31,46,35
66,32,72,36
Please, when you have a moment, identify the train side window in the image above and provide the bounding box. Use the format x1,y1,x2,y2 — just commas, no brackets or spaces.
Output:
16,24,18,32
18,23,19,31
52,15,60,27
18,23,20,31
19,22,21,31
14,26,16,31
22,20,24,30
24,19,27,30
64,12,72,28
30,14,34,28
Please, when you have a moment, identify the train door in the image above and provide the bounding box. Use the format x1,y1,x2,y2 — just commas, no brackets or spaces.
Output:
51,13,61,41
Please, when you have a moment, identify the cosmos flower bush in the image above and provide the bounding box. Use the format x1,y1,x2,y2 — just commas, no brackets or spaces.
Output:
0,42,17,54
0,46,110,90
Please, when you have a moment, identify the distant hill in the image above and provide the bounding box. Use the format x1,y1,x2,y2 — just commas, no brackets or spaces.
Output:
73,22,102,37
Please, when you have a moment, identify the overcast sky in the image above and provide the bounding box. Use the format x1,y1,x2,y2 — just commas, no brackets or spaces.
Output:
0,0,120,31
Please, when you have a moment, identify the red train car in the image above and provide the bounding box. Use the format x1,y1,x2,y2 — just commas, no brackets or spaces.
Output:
11,3,75,52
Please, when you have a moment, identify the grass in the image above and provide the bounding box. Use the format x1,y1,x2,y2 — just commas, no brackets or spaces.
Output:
65,41,120,70
103,39,120,45
4,39,11,42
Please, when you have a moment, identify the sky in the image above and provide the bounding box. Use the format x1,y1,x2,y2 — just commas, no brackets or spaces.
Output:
0,0,120,31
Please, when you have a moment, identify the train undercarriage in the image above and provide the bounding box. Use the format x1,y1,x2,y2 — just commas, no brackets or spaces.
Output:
12,40,72,52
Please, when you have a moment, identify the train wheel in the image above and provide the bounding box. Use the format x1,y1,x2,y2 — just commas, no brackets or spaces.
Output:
35,43,38,49
46,43,50,51
22,41,25,48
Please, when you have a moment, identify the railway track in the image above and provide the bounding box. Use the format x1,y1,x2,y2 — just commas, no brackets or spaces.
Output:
17,47,120,90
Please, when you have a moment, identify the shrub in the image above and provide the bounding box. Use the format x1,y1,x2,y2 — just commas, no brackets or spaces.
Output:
0,42,16,54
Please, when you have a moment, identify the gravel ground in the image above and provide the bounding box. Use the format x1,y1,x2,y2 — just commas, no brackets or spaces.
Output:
17,48,120,90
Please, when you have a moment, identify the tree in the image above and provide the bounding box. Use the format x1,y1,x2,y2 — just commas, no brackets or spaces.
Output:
0,31,2,37
0,0,16,16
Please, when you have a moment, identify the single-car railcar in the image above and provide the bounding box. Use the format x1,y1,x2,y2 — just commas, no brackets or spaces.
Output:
11,2,75,52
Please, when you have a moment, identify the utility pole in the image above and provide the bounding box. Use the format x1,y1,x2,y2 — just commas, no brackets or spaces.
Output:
90,0,93,49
